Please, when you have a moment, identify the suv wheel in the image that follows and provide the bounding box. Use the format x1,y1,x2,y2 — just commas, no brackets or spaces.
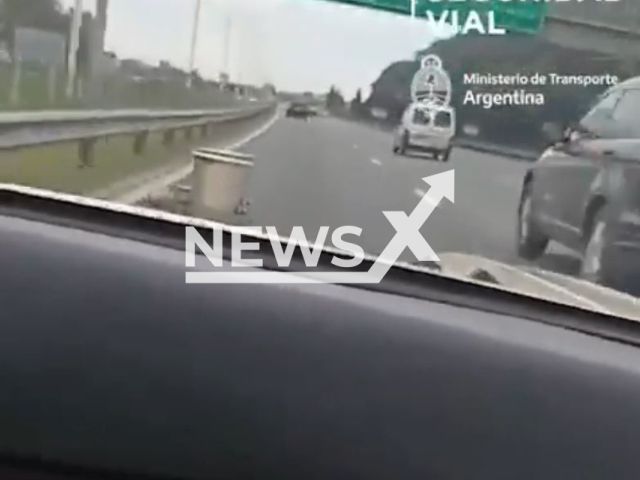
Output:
517,183,549,260
580,208,612,285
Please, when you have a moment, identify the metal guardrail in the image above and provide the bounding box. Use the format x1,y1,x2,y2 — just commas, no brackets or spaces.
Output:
0,101,276,165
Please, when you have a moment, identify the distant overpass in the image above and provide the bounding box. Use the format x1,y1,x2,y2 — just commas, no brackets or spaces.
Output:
546,1,640,58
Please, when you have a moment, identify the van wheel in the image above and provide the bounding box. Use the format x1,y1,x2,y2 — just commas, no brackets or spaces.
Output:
392,139,400,154
399,131,409,155
440,148,452,163
517,183,549,260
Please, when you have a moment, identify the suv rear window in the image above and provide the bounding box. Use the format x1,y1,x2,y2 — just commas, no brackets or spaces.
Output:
611,89,640,138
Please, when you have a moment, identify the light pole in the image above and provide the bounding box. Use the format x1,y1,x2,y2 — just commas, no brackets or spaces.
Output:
66,0,83,99
187,0,202,89
223,16,232,78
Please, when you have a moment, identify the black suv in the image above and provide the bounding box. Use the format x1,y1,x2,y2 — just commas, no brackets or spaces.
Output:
518,77,640,294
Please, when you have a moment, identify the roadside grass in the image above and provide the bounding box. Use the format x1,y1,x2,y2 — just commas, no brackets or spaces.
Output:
0,109,276,196
0,132,197,195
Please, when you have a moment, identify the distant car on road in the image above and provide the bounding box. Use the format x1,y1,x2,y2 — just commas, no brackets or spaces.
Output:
517,77,640,293
286,103,317,120
393,103,455,162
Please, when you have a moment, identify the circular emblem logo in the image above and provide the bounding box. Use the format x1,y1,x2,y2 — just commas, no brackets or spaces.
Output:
411,54,452,108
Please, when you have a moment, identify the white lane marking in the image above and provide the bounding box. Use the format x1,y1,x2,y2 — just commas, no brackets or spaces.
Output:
223,109,281,150
529,268,640,314
371,158,382,166
439,252,612,315
109,110,280,205
500,263,613,315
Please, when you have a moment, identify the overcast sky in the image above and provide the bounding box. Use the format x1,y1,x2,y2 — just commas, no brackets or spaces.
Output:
60,0,450,98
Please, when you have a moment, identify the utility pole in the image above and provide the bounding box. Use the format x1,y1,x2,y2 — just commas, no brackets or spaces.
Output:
223,16,232,77
187,0,202,89
92,0,109,77
66,0,83,99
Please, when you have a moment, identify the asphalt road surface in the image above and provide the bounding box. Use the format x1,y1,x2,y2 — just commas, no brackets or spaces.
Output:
243,113,552,270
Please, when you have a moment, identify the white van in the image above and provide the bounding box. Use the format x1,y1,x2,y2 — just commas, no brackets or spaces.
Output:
392,103,455,162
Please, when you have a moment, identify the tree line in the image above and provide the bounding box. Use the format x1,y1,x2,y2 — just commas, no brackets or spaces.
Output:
0,0,69,56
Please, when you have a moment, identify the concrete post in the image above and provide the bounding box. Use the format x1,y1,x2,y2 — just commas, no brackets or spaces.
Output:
79,138,97,168
163,130,175,146
133,131,149,155
48,65,57,105
9,56,21,106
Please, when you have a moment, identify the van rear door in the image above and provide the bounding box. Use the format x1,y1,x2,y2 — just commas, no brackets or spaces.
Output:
408,106,432,138
433,109,455,138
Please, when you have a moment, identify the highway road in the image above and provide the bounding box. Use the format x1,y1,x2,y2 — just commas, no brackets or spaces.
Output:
243,113,541,268
136,108,638,311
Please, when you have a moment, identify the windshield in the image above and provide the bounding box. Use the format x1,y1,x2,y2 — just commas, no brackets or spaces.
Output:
1,0,639,316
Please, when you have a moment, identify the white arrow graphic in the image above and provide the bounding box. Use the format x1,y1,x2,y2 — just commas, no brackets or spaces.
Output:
186,170,455,284
365,169,455,282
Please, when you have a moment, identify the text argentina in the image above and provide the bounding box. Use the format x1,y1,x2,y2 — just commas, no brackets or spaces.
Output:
463,90,545,109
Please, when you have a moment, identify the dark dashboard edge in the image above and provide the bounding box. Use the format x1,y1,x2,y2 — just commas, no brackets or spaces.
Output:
0,451,185,480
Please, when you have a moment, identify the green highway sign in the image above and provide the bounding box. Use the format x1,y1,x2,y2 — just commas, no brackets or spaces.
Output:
318,0,547,34
321,0,413,15
492,1,547,34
